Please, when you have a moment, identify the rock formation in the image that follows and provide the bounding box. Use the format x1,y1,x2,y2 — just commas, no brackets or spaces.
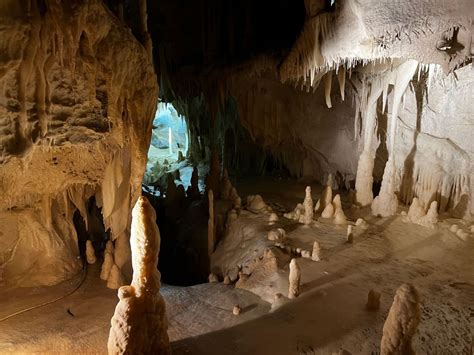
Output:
312,241,322,261
380,284,421,355
300,186,314,225
107,196,170,355
366,290,381,311
0,0,157,287
85,240,97,265
288,258,301,299
333,194,347,225
208,190,216,257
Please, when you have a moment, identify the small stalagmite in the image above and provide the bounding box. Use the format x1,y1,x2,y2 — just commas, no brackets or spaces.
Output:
267,228,286,241
380,283,420,355
223,275,231,285
315,177,333,214
107,196,170,355
299,186,314,225
333,194,347,225
346,225,354,243
366,289,381,311
107,264,124,290
233,305,241,315
288,258,301,299
268,212,279,225
406,197,425,222
208,273,219,283
312,241,322,261
86,240,97,264
101,251,115,281
321,202,335,218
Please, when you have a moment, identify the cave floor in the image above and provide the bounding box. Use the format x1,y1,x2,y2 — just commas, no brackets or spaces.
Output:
0,178,473,354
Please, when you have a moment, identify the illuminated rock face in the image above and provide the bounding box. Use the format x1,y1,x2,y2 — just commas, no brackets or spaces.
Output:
108,196,170,355
0,0,157,286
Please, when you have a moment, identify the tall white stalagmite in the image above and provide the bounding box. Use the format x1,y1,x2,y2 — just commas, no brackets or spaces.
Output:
107,196,170,354
372,60,419,217
354,78,384,206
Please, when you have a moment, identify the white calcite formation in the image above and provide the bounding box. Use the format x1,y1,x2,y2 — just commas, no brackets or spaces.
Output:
107,264,124,290
380,283,420,355
0,0,157,287
316,182,333,214
346,225,354,243
300,186,314,225
101,252,115,281
267,228,286,241
288,258,301,299
312,241,322,261
268,213,279,225
108,196,170,355
85,240,97,265
404,198,439,228
332,194,347,225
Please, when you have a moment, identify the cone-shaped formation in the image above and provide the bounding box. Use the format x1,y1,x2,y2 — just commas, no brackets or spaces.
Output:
101,252,115,281
107,196,170,355
333,194,347,225
107,264,124,290
86,240,97,264
300,186,314,225
312,241,322,261
288,258,301,299
380,283,420,355
315,179,333,214
404,198,439,228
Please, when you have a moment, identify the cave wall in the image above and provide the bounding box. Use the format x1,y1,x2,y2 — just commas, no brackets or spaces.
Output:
0,0,157,286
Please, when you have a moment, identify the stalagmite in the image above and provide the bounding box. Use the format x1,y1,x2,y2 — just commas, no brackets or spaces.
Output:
233,305,241,315
321,201,335,218
450,224,459,233
380,284,420,355
268,213,279,225
333,194,347,225
107,196,170,354
101,251,115,281
406,197,425,222
208,273,219,283
107,264,124,290
223,275,231,285
355,218,367,228
312,241,322,261
86,240,97,264
421,201,439,227
316,177,333,214
366,289,381,311
267,228,286,241
208,190,215,257
299,186,314,225
288,258,301,299
346,225,353,243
